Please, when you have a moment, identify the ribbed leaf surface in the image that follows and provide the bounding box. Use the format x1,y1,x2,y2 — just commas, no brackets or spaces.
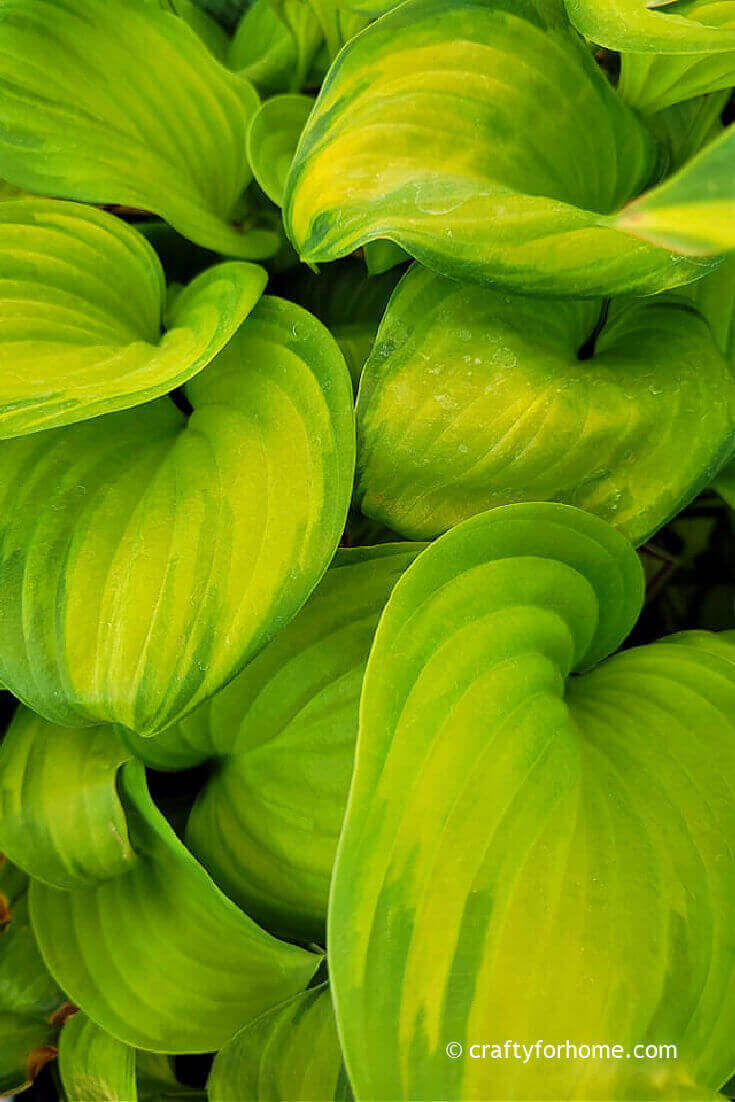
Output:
0,0,277,257
284,0,717,295
331,504,735,1099
356,265,735,544
0,297,355,736
0,199,266,437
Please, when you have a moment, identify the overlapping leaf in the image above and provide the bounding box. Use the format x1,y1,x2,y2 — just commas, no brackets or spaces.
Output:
280,259,404,388
357,264,735,544
565,0,735,53
58,1012,206,1101
176,545,422,942
248,96,314,207
283,0,720,296
0,199,266,437
58,1013,136,1102
618,123,735,253
0,296,355,736
208,985,350,1101
0,0,278,257
12,735,321,1053
330,503,735,1099
0,859,67,1094
618,2,735,113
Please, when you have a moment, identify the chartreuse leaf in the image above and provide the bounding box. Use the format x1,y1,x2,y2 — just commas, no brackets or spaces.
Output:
28,753,320,1052
330,503,735,1100
247,96,314,207
281,259,403,388
617,2,735,113
0,0,279,258
208,984,351,1101
283,0,720,297
363,241,410,277
0,199,266,438
59,1012,136,1102
649,91,727,170
159,0,230,60
356,264,735,544
59,1012,206,1101
122,546,420,933
229,1,303,94
0,858,67,1094
617,123,735,253
0,296,355,737
174,545,423,943
0,707,134,890
565,0,735,52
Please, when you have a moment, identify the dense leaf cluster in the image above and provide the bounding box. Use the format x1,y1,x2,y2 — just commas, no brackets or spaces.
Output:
1,1,735,1100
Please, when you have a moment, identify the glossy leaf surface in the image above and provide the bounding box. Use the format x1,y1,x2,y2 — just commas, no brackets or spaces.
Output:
357,265,735,544
0,708,134,890
617,123,735,253
565,0,735,52
180,545,422,942
0,199,266,437
618,2,735,112
209,985,351,1101
30,758,320,1053
331,503,735,1099
0,297,355,736
284,0,717,296
0,0,278,257
248,95,314,207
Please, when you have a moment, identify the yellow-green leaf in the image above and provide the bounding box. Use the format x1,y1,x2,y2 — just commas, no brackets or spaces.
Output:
284,0,717,296
0,199,267,438
0,297,355,736
0,0,278,257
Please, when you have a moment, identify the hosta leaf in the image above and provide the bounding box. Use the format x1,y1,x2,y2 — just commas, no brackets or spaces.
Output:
0,708,134,890
59,1012,206,1101
247,95,314,207
0,199,266,438
330,503,735,1100
649,91,727,170
283,0,717,296
617,123,735,253
163,0,230,59
0,296,355,736
356,264,735,544
278,259,403,388
0,859,67,1094
363,241,410,276
208,985,351,1101
565,0,735,52
0,1015,58,1095
31,758,320,1052
618,2,735,112
59,1012,136,1102
229,0,317,94
0,0,278,258
685,255,735,363
178,545,422,942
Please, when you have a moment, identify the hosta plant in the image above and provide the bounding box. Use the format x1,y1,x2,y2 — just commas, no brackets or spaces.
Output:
3,0,735,1099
